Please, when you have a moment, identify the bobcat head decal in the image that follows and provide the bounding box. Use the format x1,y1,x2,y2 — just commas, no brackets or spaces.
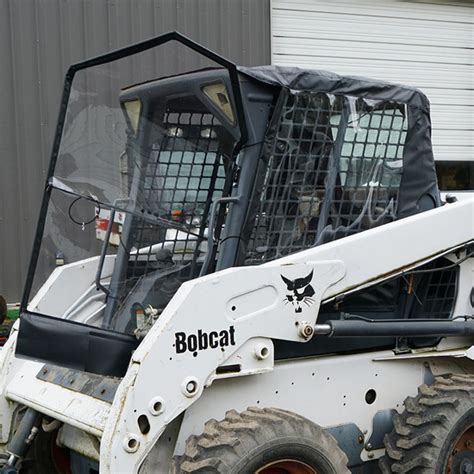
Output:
281,270,315,313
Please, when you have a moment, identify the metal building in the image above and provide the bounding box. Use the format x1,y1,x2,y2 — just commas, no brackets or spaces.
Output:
271,0,474,167
0,0,271,302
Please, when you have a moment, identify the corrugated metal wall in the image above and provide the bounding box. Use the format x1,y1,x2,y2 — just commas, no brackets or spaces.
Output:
0,0,271,302
271,0,473,162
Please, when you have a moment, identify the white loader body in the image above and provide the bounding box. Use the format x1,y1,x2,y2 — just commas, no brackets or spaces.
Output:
1,198,472,473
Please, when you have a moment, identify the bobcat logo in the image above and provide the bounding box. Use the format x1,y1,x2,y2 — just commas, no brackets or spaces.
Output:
281,270,315,313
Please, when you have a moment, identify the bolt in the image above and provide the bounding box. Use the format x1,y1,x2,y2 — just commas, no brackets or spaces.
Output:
365,443,372,451
186,380,197,394
298,322,314,339
182,377,199,398
367,452,374,459
358,435,364,444
466,440,472,448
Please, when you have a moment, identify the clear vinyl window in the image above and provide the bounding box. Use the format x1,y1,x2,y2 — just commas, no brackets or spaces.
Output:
245,92,407,265
27,47,240,336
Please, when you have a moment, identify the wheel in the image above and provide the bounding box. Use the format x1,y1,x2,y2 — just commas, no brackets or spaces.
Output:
173,407,350,474
20,428,71,474
379,374,474,473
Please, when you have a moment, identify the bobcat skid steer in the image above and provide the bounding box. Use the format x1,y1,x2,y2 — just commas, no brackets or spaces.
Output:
0,32,473,474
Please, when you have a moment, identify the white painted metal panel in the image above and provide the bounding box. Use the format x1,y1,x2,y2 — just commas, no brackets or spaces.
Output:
274,0,474,23
271,0,474,162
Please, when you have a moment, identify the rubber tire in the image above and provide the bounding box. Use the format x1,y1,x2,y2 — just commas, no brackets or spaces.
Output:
379,373,474,473
20,429,71,474
173,406,350,474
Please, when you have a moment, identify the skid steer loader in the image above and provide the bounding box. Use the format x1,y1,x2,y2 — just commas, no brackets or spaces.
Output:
0,32,473,474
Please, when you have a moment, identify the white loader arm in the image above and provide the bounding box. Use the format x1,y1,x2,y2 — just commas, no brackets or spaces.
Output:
100,199,473,473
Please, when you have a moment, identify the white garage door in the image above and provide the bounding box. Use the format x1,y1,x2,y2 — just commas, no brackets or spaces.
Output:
271,0,473,163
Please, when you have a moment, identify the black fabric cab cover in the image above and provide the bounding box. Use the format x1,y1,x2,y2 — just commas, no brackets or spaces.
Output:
238,65,440,218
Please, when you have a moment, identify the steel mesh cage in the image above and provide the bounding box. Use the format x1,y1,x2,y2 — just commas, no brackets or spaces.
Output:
101,108,235,333
245,91,407,265
122,111,228,284
412,258,459,320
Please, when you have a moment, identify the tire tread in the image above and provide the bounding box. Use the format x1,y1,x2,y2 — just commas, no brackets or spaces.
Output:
379,374,474,473
173,407,350,473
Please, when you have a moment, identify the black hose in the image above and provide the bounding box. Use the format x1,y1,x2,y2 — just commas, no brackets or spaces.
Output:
327,319,474,338
7,408,41,462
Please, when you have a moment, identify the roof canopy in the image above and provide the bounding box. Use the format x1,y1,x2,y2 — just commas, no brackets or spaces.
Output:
238,65,431,111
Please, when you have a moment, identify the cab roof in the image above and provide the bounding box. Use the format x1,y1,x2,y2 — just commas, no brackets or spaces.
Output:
238,65,430,111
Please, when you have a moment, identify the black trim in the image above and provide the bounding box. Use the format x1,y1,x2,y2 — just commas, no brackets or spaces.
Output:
20,73,73,312
17,313,139,377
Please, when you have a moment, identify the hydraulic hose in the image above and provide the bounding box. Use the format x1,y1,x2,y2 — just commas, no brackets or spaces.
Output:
314,318,474,338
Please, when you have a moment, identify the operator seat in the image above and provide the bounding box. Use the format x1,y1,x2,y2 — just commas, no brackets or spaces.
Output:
268,130,336,254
